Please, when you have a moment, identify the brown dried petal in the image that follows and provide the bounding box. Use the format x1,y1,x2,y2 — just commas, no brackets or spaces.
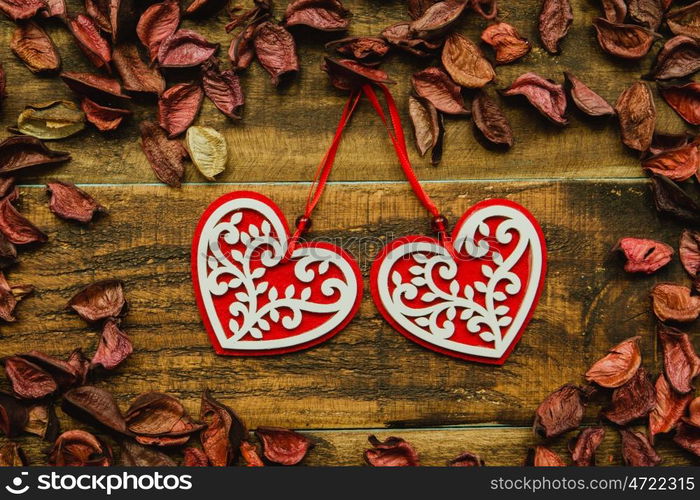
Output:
409,0,468,39
601,0,627,22
202,60,244,120
649,36,700,80
46,180,103,224
183,447,209,466
0,199,47,246
628,0,663,30
200,390,246,466
502,72,567,125
60,71,130,103
121,439,177,466
240,441,264,466
649,374,692,437
326,37,390,63
538,0,573,54
126,392,203,438
585,336,641,388
158,83,203,138
593,18,658,59
283,0,351,31
615,237,673,273
19,350,82,390
0,136,69,175
660,83,700,126
254,22,299,86
381,23,442,57
620,429,661,466
658,324,700,393
139,120,187,187
49,430,112,466
602,367,656,425
0,392,28,437
570,427,605,466
363,435,419,467
650,175,700,225
0,0,47,20
651,283,700,323
409,95,440,157
674,421,700,456
229,24,256,71
667,2,700,40
4,357,57,400
25,403,59,441
615,81,655,152
68,279,126,323
448,451,484,466
158,29,218,68
534,384,586,438
0,442,27,466
412,66,467,115
62,385,130,435
527,445,566,466
680,229,700,278
322,57,394,90
113,44,165,95
81,97,131,132
91,319,132,370
441,32,494,89
137,0,180,61
11,21,61,75
69,14,112,70
255,427,313,465
472,91,513,147
480,22,530,64
17,100,85,140
564,72,614,117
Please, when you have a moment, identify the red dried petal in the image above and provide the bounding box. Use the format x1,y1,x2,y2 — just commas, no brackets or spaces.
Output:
0,0,47,21
109,0,140,43
43,0,66,17
660,82,700,126
254,22,299,86
85,0,111,32
11,21,61,75
62,386,130,435
615,237,673,274
126,392,203,439
570,427,605,466
158,83,203,138
381,22,442,57
364,435,419,466
202,59,244,120
113,43,165,95
649,374,692,437
183,447,209,466
228,24,256,71
3,356,57,400
585,336,641,388
620,429,661,466
673,421,700,456
139,120,187,187
651,283,700,323
200,390,246,466
472,91,513,147
90,318,132,370
68,279,126,323
409,0,468,38
658,324,700,394
680,229,700,278
255,427,313,465
46,180,103,224
649,36,700,80
0,199,47,246
60,71,130,103
643,144,699,181
615,81,656,152
0,136,70,175
412,66,468,115
19,350,82,390
158,29,218,68
283,0,351,31
533,384,586,438
240,441,264,466
564,72,614,117
135,434,190,447
69,14,112,70
480,22,530,64
527,445,566,466
325,37,390,63
502,72,567,125
137,0,180,61
601,0,627,22
448,451,484,466
593,18,658,59
322,57,394,90
48,430,112,466
686,397,700,427
602,367,656,425
80,97,131,132
538,0,573,54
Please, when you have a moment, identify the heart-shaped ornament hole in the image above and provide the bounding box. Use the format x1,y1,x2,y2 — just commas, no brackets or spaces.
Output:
371,199,546,365
191,191,362,356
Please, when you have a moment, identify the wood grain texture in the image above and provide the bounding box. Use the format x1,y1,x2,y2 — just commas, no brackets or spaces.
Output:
0,0,694,184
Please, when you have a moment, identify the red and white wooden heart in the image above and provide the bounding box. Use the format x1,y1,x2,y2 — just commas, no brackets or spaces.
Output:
191,191,362,356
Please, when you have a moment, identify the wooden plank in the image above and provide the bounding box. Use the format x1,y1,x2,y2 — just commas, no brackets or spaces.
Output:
0,180,696,431
5,426,698,466
0,0,691,185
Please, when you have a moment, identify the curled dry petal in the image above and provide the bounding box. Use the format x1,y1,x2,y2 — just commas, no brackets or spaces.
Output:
69,14,112,70
409,95,440,157
139,120,188,187
60,72,130,103
502,72,567,125
3,357,57,400
381,22,442,57
601,0,627,22
17,100,85,140
441,33,494,88
158,83,204,138
68,279,126,323
185,126,228,181
650,175,700,225
0,0,47,20
62,385,130,434
183,447,209,466
322,57,394,90
585,336,641,388
137,0,180,61
602,367,656,425
255,427,314,465
126,392,203,440
185,0,229,17
538,0,573,54
0,136,70,174
283,0,351,31
409,0,469,39
364,435,419,467
564,72,614,117
0,199,47,246
667,2,700,40
658,324,700,394
48,430,112,466
533,384,586,438
202,60,244,120
615,237,673,273
480,22,530,64
660,83,700,126
11,21,61,75
673,421,700,456
91,319,133,370
448,451,484,466
412,67,467,115
649,374,692,437
0,392,28,437
651,283,700,323
593,18,658,59
527,445,566,466
19,351,82,390
615,81,655,152
628,0,663,30
158,29,219,68
472,91,513,148
643,145,700,181
326,37,390,63
649,36,700,80
121,439,177,466
200,390,246,466
0,442,27,466
680,229,700,278
240,441,265,466
570,427,605,466
25,403,59,441
229,24,256,71
81,98,131,132
620,429,661,466
254,22,299,86
113,44,165,95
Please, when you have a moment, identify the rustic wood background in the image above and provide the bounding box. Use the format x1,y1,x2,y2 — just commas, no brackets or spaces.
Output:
0,0,698,466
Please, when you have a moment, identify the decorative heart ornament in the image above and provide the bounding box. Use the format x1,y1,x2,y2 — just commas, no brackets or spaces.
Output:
192,191,362,356
370,199,546,365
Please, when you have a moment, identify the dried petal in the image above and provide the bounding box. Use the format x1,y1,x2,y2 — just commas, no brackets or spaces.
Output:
680,229,700,278
19,351,81,390
643,144,699,181
60,71,130,103
43,0,65,17
158,83,203,138
0,392,28,437
62,386,130,434
0,199,47,246
412,66,467,115
3,356,57,400
0,136,70,175
48,430,112,466
255,427,313,465
409,0,469,39
11,21,61,75
615,81,655,152
502,72,567,125
229,24,256,71
0,442,27,466
686,397,700,427
628,0,663,30
0,272,33,322
409,95,440,157
659,83,700,126
538,0,573,54
363,435,419,466
651,283,700,323
381,22,442,57
185,126,227,181
91,319,132,370
615,237,673,273
667,2,700,40
564,72,614,117
620,429,661,466
325,37,390,63
409,0,438,18
650,175,700,225
470,0,497,19
649,374,692,437
447,451,483,466
68,279,126,323
80,98,131,132
472,91,513,148
254,22,299,86
570,427,605,466
158,29,218,68
139,120,187,187
658,324,700,393
585,336,641,388
121,439,177,466
441,32,494,89
66,349,89,385
480,22,530,64
202,59,244,120
185,0,228,17
649,132,693,156
283,0,351,31
85,0,111,32
593,18,658,59
126,392,203,440
322,57,394,90
527,445,566,466
137,0,180,61
602,367,656,425
534,384,586,438
649,36,700,80
200,390,246,466
183,447,209,466
25,403,59,441
240,441,265,466
601,0,627,22
17,100,85,140
0,0,46,20
673,421,700,456
69,14,112,70
113,44,165,95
